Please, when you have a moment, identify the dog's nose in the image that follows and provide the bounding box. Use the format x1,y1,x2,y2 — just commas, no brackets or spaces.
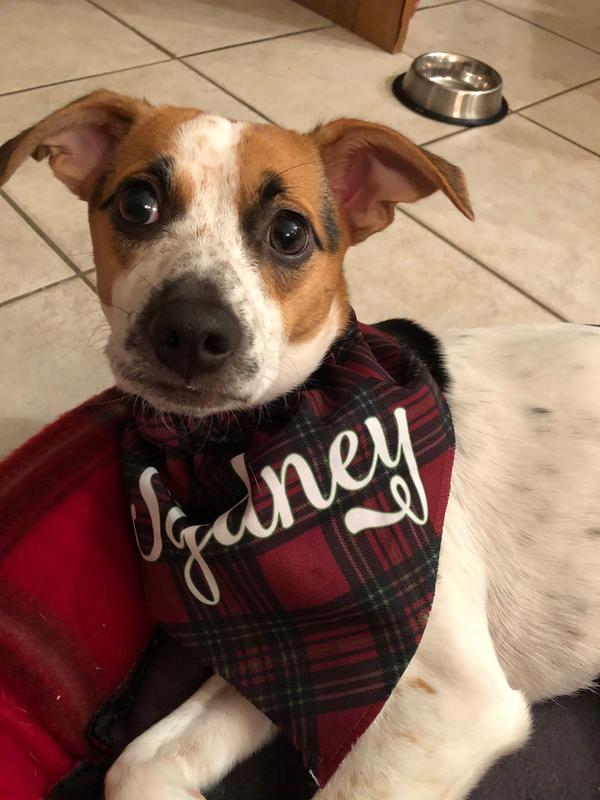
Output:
149,300,242,379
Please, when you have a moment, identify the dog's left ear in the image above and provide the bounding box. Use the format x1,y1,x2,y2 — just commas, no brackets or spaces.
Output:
0,89,151,200
311,118,473,244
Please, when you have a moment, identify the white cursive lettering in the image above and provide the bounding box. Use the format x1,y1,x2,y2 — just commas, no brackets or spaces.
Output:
131,408,429,604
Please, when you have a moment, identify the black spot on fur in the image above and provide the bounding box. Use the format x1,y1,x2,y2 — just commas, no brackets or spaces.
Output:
242,172,287,244
88,170,109,209
321,195,340,252
373,319,450,393
586,527,600,538
565,626,582,641
530,406,552,415
260,173,286,205
148,155,176,191
511,483,532,493
245,173,285,224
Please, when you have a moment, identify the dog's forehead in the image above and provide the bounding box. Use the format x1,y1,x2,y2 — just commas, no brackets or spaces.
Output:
101,107,323,216
235,123,322,207
174,115,324,215
174,112,243,181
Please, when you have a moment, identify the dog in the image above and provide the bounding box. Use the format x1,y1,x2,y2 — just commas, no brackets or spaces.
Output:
1,90,600,800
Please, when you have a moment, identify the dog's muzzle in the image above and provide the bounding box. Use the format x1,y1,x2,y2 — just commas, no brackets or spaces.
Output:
141,280,242,382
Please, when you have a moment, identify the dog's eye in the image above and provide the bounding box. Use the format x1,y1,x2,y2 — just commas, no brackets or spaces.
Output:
268,211,309,257
118,183,159,226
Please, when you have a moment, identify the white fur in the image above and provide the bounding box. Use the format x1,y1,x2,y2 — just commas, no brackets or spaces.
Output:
105,675,276,799
261,298,343,403
106,322,600,800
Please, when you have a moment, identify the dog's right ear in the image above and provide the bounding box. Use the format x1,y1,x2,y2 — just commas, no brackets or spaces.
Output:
312,118,473,245
0,90,152,200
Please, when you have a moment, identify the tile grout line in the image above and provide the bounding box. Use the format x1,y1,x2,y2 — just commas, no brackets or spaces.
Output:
0,189,93,287
516,113,600,159
421,124,474,148
397,206,569,322
417,0,467,10
0,7,333,311
516,75,600,113
85,0,276,121
85,0,175,56
85,0,335,62
480,0,600,55
178,60,274,122
179,23,335,59
0,58,173,99
0,275,79,311
2,0,585,325
420,105,516,147
421,97,600,159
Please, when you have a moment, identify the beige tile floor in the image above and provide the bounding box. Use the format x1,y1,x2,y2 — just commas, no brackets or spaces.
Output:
0,0,599,457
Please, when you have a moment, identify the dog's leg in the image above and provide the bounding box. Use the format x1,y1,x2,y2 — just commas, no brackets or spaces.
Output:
317,512,532,800
104,673,277,800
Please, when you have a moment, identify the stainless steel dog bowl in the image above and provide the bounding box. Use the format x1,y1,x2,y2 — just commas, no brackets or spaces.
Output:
392,52,508,126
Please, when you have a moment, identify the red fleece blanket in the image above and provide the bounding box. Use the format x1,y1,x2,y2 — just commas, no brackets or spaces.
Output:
0,390,152,799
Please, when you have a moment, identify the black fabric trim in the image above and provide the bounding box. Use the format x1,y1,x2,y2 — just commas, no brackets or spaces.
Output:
205,735,317,800
88,627,213,755
47,760,108,800
87,628,167,752
373,318,450,394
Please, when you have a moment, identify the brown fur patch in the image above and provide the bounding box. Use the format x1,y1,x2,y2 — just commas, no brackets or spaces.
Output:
399,732,419,743
408,677,437,695
90,211,128,305
236,124,350,344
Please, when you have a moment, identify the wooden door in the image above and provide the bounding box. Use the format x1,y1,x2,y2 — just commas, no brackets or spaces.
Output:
295,0,416,53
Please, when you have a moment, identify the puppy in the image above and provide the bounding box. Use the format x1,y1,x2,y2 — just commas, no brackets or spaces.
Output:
2,91,600,800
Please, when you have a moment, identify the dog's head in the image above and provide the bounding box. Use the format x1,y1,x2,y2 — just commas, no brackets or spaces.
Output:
0,91,472,416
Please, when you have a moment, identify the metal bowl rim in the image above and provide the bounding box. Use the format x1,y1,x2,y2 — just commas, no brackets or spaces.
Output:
393,73,509,127
410,51,503,96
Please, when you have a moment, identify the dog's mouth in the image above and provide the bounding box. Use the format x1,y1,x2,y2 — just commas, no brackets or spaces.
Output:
112,359,253,416
150,378,250,406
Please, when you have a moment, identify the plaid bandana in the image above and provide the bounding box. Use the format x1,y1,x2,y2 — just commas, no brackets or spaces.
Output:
123,316,454,785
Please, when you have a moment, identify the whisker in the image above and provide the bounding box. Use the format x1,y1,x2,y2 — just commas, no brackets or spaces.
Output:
103,301,130,316
269,160,322,183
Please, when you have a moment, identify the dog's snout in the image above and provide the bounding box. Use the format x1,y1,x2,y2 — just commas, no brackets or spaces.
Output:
149,300,242,380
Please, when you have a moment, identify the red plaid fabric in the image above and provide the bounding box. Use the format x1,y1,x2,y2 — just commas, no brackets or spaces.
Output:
124,318,455,785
